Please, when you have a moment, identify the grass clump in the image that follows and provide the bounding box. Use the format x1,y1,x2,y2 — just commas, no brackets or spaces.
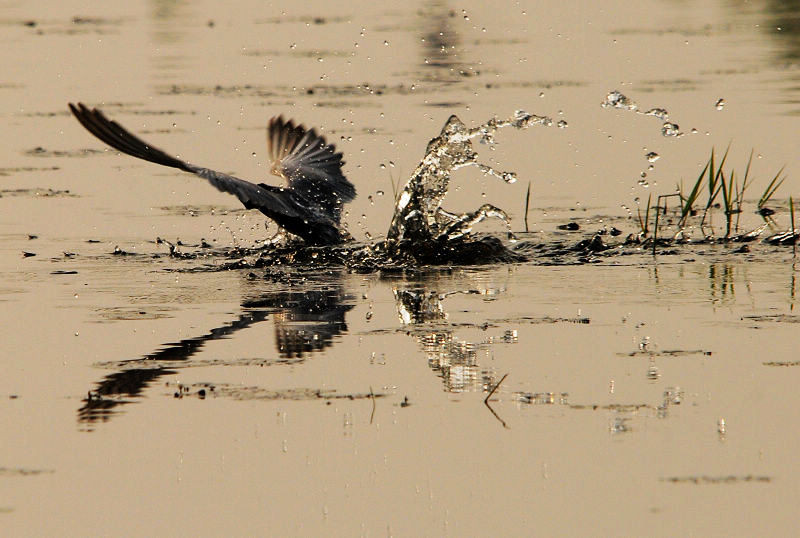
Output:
672,147,787,240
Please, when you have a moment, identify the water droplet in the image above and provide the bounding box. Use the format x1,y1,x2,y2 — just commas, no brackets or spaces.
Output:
661,122,682,137
383,40,389,46
646,151,660,162
601,90,638,111
557,120,568,128
376,190,384,196
715,98,725,110
644,108,669,120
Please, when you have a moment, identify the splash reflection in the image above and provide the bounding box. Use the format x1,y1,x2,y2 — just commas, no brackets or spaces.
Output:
391,275,513,393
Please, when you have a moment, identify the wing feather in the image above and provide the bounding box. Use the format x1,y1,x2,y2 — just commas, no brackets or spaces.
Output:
267,116,356,215
69,103,308,221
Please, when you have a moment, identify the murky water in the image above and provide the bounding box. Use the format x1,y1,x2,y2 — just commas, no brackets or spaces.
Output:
3,0,800,536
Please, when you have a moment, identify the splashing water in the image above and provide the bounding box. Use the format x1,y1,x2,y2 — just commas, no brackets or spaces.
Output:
182,110,556,268
644,108,669,120
602,90,684,138
661,122,682,137
386,110,552,247
601,90,638,111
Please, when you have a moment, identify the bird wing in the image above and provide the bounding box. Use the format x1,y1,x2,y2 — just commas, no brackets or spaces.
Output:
68,103,308,219
267,116,356,216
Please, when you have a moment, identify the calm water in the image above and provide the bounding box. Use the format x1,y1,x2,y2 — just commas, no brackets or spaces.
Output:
2,0,800,536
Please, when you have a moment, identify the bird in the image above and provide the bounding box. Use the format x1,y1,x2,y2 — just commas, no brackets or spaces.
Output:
68,103,356,246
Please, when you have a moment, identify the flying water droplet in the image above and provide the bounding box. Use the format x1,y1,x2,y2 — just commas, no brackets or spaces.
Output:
601,90,638,111
644,108,669,120
661,122,682,137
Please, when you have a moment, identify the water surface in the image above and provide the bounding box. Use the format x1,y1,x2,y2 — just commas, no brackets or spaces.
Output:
2,0,800,536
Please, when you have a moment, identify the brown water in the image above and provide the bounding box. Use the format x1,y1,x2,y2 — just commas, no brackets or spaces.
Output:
3,0,800,536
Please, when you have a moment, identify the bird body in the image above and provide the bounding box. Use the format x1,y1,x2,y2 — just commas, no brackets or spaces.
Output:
68,103,355,246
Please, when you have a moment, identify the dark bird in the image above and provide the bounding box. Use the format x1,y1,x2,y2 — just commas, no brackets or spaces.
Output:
68,103,356,245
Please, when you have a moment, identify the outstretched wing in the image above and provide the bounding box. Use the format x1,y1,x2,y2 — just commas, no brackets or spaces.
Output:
268,116,356,217
68,103,308,220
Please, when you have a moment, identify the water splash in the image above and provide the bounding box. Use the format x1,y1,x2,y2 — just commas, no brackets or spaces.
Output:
661,122,682,137
644,108,669,120
386,110,552,248
602,90,685,139
601,90,638,111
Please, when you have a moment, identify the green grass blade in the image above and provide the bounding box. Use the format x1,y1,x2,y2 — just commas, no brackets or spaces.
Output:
758,166,787,208
679,161,708,226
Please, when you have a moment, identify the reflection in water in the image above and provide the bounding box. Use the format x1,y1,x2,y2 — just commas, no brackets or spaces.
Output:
762,1,800,112
708,262,736,305
392,277,513,393
764,1,800,62
150,0,190,44
149,0,193,80
416,1,475,85
79,273,353,429
718,1,800,111
244,286,353,358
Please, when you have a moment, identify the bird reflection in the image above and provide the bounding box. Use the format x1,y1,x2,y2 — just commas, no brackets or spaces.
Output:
244,286,353,358
79,273,353,428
